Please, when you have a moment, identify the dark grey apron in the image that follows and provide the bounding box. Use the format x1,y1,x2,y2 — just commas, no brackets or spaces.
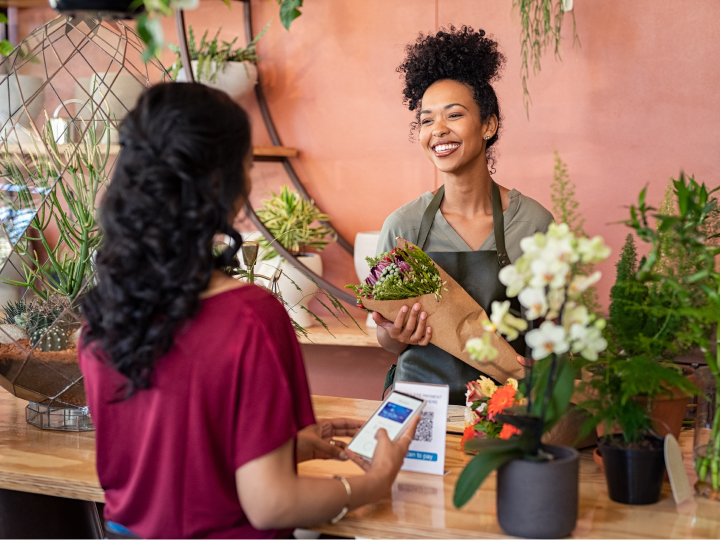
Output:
387,181,526,405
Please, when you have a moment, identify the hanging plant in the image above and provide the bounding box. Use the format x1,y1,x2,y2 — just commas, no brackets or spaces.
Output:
513,0,579,116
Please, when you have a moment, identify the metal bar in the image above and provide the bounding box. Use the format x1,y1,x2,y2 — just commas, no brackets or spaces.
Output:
242,0,353,256
174,9,194,83
245,201,356,305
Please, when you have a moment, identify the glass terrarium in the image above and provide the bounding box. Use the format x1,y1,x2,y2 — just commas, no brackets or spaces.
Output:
0,14,170,430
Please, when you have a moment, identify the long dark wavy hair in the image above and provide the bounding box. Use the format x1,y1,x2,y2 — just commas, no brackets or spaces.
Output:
82,83,250,392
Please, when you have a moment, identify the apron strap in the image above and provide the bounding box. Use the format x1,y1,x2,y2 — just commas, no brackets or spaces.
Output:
417,181,512,268
416,185,445,249
491,181,512,268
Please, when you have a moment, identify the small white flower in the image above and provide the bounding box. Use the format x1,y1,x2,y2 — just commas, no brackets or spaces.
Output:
567,271,602,299
499,265,526,298
464,406,479,427
520,232,547,256
563,301,590,331
569,323,608,361
490,300,529,341
529,258,570,289
506,378,519,391
518,288,548,321
477,402,487,414
466,334,499,363
525,321,570,360
546,288,566,320
577,236,612,264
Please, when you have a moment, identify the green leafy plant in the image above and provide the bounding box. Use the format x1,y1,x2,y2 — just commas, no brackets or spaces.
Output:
550,151,601,315
513,0,579,116
167,22,269,83
255,186,335,261
276,0,303,29
0,116,111,302
626,173,720,493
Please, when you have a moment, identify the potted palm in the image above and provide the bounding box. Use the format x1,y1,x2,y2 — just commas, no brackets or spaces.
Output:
255,186,335,327
169,24,269,99
626,174,720,501
455,222,611,538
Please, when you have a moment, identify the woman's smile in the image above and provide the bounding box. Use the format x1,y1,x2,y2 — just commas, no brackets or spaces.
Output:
432,141,462,157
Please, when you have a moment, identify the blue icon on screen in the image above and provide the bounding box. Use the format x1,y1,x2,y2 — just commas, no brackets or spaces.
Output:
378,402,413,423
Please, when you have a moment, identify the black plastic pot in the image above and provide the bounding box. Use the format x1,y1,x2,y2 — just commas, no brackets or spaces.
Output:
599,435,665,505
49,0,139,18
496,445,579,538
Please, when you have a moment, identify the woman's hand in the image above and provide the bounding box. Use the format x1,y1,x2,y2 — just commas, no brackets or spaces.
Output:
295,418,364,463
374,303,432,354
346,415,420,497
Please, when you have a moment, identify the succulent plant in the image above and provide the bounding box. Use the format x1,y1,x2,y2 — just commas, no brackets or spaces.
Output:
31,326,69,352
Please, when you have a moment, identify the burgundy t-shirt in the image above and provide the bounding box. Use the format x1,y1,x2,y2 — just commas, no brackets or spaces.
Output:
79,285,316,539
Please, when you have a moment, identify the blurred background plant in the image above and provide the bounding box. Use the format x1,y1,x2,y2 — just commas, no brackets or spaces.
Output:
255,185,335,261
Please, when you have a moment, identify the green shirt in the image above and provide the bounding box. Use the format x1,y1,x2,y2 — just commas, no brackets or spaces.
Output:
377,188,554,261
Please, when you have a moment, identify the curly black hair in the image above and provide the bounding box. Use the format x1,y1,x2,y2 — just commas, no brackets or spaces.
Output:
397,25,506,156
81,83,250,392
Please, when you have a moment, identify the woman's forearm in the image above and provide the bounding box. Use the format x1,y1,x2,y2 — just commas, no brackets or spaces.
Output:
376,326,409,355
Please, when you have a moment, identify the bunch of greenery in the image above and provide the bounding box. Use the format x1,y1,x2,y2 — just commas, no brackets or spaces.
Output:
255,186,335,261
0,115,111,302
626,173,720,493
168,23,269,84
513,0,579,116
550,152,601,315
346,246,446,305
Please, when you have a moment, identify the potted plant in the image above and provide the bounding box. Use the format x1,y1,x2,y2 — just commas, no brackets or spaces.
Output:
255,185,335,327
169,23,269,99
626,173,720,501
455,222,611,538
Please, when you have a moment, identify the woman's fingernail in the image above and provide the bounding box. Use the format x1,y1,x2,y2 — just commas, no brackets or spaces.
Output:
427,327,432,333
420,313,427,320
401,306,407,313
339,451,349,460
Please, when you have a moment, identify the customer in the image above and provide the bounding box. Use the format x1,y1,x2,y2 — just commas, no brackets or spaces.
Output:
79,83,417,539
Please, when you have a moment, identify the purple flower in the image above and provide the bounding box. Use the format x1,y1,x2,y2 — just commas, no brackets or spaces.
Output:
366,259,391,287
394,254,411,273
365,274,377,286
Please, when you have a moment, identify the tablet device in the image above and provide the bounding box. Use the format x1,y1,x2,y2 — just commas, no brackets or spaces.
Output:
347,390,425,461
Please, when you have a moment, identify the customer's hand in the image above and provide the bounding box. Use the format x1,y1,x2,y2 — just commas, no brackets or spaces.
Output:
295,418,364,463
346,415,420,497
373,303,432,347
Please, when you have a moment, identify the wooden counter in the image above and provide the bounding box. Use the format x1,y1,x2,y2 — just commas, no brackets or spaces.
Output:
0,391,717,538
297,316,380,347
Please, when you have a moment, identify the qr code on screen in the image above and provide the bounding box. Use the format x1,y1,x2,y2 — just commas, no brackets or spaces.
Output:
413,411,434,443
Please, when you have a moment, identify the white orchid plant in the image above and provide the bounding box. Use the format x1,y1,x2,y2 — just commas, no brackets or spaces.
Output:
454,222,611,509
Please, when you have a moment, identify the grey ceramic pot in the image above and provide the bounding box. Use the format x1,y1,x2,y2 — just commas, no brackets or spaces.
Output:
496,445,580,539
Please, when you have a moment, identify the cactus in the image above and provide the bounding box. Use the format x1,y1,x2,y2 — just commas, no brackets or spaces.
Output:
31,327,69,352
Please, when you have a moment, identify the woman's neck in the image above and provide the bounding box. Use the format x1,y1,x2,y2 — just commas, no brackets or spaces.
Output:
439,157,494,219
199,269,246,299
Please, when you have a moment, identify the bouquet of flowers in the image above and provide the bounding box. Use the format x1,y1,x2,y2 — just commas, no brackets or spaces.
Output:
347,237,524,383
461,376,522,451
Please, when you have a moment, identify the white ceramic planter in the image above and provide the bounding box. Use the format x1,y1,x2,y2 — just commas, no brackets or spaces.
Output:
0,74,45,144
278,254,322,328
75,72,145,143
178,61,258,100
354,232,381,328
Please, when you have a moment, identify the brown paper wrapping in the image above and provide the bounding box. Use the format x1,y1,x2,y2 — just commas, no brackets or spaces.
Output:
361,238,523,384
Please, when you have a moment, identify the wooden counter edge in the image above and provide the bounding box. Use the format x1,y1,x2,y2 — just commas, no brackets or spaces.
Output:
0,470,104,502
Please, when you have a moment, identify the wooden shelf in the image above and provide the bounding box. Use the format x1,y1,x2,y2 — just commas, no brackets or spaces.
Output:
297,316,380,347
1,143,297,159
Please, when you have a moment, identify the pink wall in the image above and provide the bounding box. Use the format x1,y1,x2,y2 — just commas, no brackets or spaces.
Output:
18,0,720,312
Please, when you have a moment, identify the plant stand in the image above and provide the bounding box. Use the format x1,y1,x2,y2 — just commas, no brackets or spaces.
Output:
174,2,356,305
26,402,94,432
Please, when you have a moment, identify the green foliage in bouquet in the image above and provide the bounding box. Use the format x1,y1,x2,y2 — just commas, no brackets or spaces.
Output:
626,173,720,492
0,118,111,302
256,186,335,261
550,152,601,315
168,23,269,83
346,245,445,305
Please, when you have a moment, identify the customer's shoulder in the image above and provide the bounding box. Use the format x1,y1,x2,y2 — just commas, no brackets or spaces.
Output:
207,284,286,322
509,190,554,231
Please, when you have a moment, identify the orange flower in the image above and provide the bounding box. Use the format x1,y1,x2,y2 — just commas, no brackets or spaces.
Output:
499,423,521,440
487,385,517,420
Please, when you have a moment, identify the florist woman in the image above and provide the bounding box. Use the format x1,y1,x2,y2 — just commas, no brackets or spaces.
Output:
376,26,553,405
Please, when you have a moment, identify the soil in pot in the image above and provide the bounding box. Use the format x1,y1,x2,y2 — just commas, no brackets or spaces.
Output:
496,445,579,538
600,434,665,505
